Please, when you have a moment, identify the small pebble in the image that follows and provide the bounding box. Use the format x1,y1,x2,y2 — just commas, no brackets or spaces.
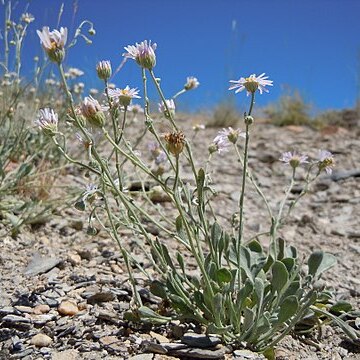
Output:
30,333,52,347
58,300,79,316
68,254,81,266
33,304,50,315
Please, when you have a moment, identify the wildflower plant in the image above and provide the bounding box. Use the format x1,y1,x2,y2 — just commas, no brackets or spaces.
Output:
34,27,359,357
0,1,83,235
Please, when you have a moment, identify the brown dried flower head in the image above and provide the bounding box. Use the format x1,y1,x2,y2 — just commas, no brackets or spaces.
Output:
164,131,185,156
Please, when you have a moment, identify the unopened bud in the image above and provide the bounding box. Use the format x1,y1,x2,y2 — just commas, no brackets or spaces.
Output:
244,115,254,125
96,60,112,80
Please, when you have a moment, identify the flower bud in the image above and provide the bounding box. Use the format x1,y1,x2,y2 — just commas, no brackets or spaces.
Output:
208,144,218,155
74,199,86,211
96,60,112,80
81,96,105,128
244,115,254,125
87,225,98,236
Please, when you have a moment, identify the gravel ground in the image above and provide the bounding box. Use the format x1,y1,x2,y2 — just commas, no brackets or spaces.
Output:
1,118,360,360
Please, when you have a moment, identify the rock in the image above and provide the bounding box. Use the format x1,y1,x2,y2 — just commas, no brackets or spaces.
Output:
150,331,169,343
11,335,24,351
10,348,33,358
33,304,50,315
1,314,31,323
78,302,87,311
234,349,266,359
99,335,119,345
68,253,81,266
30,313,56,325
330,169,360,182
30,333,52,347
149,186,172,203
129,354,154,360
349,244,360,254
110,263,124,274
99,335,127,352
0,306,15,315
285,125,305,133
96,310,120,324
143,341,168,355
181,333,221,348
348,231,360,239
52,350,79,360
77,249,93,260
24,253,62,276
13,306,32,313
58,301,79,316
171,345,231,358
87,291,115,304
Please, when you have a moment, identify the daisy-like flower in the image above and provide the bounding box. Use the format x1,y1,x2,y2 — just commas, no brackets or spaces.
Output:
229,73,273,95
45,78,56,86
192,124,205,132
214,127,245,145
81,96,106,127
158,99,176,119
21,13,35,24
317,150,335,174
36,26,67,63
34,108,58,136
279,151,309,169
148,142,167,165
65,67,84,79
128,104,144,115
75,184,100,211
75,132,93,149
184,76,200,91
124,40,157,70
96,60,112,80
108,86,140,107
209,137,230,155
90,88,99,96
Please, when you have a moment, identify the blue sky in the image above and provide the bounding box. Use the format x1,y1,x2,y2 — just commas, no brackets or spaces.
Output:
4,0,360,112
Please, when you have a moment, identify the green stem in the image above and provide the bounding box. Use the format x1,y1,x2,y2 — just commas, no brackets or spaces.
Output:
271,168,296,257
172,88,186,99
236,92,255,314
100,180,143,307
141,68,176,172
52,137,100,176
149,69,178,131
234,144,273,220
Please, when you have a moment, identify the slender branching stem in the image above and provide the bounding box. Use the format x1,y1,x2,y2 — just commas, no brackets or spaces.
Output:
236,92,255,291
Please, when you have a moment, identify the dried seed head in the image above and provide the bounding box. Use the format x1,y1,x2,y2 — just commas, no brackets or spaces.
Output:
164,131,185,156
